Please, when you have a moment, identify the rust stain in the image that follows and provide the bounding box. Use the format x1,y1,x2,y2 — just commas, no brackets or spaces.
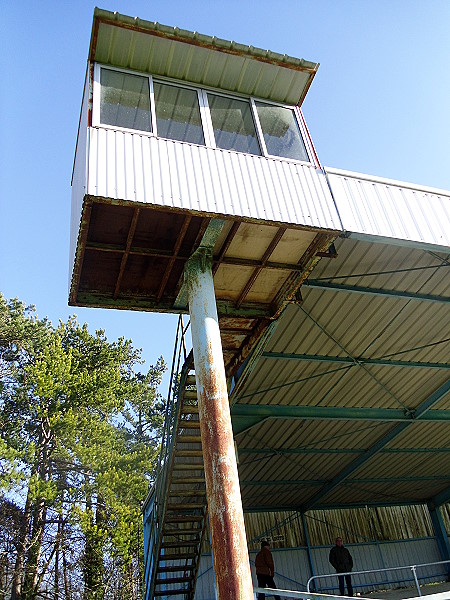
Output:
195,341,253,599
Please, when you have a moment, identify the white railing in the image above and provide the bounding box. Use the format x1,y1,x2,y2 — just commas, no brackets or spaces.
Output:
254,587,370,599
254,588,450,600
306,560,450,597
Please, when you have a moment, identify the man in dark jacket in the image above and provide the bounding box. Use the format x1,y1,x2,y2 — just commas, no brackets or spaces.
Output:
255,541,281,600
329,537,353,596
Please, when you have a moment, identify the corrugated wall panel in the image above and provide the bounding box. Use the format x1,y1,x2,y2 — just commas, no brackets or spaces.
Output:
69,71,90,289
194,538,444,599
326,167,450,248
87,127,341,230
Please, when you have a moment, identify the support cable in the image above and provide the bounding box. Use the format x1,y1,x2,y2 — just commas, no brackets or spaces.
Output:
298,306,410,411
237,364,352,400
308,262,449,282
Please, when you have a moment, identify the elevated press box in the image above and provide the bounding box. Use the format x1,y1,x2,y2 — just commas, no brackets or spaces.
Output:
69,9,341,374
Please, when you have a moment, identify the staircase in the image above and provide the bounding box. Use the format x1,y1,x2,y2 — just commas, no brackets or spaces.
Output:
144,349,209,600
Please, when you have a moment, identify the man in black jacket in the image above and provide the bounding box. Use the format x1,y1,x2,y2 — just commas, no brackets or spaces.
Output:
329,537,353,596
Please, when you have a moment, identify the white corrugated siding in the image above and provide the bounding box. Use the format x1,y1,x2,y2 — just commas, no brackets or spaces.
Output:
326,167,450,248
87,127,341,230
69,72,90,289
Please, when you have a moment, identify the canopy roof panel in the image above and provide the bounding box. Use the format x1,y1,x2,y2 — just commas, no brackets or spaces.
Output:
90,8,319,106
230,235,450,511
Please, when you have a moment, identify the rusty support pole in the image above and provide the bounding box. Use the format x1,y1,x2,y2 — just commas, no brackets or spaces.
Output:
185,247,254,600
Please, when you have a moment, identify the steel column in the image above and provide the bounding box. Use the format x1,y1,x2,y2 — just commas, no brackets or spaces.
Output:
185,247,254,600
427,502,450,576
301,513,316,591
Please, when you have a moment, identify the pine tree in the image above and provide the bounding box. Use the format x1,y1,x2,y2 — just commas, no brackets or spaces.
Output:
0,295,166,599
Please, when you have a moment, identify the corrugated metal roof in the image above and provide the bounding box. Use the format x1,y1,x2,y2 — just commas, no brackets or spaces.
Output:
90,8,319,106
326,167,450,249
231,235,450,511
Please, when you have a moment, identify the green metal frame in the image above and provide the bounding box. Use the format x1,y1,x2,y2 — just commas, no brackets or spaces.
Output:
300,379,450,511
303,279,450,303
231,403,450,435
262,351,450,370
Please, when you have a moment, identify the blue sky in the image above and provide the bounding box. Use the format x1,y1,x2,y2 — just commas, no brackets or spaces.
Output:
1,0,449,389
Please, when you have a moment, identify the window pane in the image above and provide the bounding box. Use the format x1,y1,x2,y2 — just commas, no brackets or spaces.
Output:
100,68,151,132
207,94,261,155
154,83,205,145
255,102,308,161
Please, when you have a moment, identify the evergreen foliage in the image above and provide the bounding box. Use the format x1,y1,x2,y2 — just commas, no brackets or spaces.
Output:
0,294,166,600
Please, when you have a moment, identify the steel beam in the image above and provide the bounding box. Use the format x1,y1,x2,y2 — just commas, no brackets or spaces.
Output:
241,476,449,486
303,279,450,303
185,246,254,600
238,446,450,455
262,351,450,370
231,403,450,435
301,513,317,590
301,379,450,511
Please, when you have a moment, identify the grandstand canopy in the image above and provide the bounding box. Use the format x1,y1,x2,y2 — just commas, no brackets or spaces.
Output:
229,231,450,512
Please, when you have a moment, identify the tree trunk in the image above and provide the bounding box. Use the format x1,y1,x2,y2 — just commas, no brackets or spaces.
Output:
83,490,105,600
53,513,63,600
62,535,70,600
11,491,33,600
23,419,51,600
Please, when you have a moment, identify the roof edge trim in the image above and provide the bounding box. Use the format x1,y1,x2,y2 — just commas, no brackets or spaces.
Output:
326,166,450,198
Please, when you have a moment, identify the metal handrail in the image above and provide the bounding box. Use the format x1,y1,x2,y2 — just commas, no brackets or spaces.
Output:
254,588,373,600
306,559,450,597
142,315,192,600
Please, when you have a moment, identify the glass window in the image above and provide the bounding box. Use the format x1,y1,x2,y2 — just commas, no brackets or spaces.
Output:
153,82,205,145
100,68,152,132
207,94,261,155
255,101,308,161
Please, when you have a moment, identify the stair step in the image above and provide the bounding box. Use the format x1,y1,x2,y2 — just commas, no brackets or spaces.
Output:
163,529,202,537
185,375,197,385
156,576,193,585
154,589,189,596
181,405,199,414
162,538,201,547
179,420,200,429
165,515,204,523
167,503,205,510
159,552,197,560
176,450,203,457
176,435,202,443
157,565,196,573
161,540,200,548
172,463,203,470
172,477,205,485
170,489,206,504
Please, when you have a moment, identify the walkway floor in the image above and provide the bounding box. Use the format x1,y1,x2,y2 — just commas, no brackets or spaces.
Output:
365,580,450,599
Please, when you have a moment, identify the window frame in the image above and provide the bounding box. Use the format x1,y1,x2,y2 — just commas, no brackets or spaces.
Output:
203,89,262,156
251,97,312,163
93,63,154,136
152,79,211,146
93,63,315,165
